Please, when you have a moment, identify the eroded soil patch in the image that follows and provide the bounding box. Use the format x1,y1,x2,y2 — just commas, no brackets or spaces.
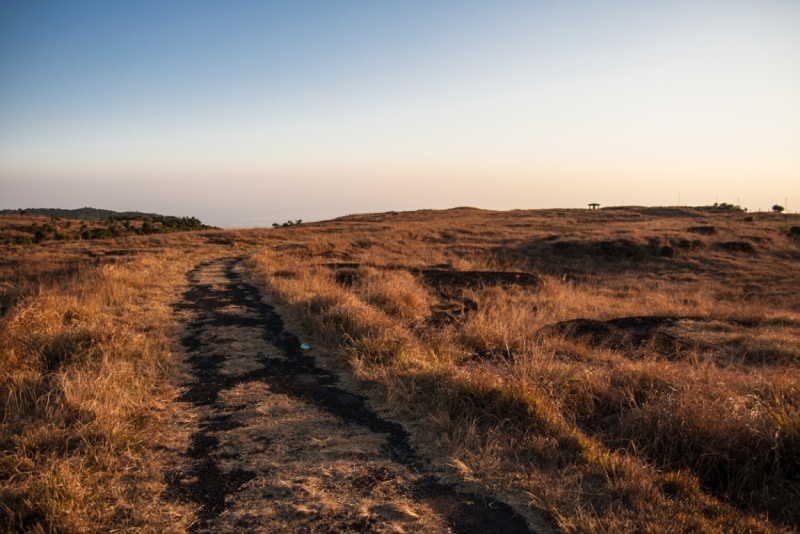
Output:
166,258,534,533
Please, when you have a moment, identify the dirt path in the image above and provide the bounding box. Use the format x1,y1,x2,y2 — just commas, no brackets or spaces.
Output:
165,257,535,533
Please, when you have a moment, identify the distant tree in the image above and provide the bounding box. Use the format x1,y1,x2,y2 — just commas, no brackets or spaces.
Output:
772,205,785,213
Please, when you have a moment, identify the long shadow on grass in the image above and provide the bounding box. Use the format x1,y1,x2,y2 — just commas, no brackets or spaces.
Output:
537,316,800,527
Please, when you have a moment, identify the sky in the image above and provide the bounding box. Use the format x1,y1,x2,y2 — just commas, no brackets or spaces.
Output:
1,1,799,227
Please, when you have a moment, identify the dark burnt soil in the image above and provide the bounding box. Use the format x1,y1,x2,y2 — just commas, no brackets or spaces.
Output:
719,241,757,253
323,263,541,292
322,263,536,328
536,316,703,357
687,226,716,235
418,270,540,291
166,257,534,533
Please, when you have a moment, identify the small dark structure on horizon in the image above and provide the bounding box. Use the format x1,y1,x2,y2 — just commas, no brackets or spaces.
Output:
588,203,600,210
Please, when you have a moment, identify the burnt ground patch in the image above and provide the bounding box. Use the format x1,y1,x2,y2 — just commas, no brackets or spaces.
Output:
688,226,716,235
719,241,757,253
418,269,540,291
323,263,540,293
321,263,534,330
417,270,536,329
166,257,536,533
536,316,702,358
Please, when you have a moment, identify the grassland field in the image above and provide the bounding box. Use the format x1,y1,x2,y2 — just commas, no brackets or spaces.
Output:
1,206,799,533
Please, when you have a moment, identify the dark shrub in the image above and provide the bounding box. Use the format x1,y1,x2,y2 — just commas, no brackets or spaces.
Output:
90,228,112,239
33,229,48,243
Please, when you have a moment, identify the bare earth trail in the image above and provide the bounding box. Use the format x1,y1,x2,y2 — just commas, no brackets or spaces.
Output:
165,257,535,533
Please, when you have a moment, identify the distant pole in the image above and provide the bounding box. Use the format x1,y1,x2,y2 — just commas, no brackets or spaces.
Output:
715,195,718,205
737,197,740,207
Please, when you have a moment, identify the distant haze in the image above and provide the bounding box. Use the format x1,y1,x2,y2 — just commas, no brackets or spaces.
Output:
1,1,798,227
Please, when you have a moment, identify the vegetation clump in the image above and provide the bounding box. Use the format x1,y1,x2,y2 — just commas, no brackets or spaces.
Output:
272,219,303,228
707,202,746,212
1,211,214,245
0,207,159,220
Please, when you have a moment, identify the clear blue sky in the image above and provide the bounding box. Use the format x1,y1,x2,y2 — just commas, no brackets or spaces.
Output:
1,1,799,226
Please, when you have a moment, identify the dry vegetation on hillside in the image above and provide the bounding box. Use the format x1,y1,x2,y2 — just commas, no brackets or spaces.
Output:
1,206,798,532
0,228,267,532
246,206,800,532
0,213,212,246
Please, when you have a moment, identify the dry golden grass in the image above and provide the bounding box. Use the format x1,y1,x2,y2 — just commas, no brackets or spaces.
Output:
246,206,800,532
0,253,195,532
2,206,798,532
0,226,275,532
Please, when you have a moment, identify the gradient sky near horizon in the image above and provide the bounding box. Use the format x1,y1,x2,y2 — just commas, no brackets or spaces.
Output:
1,1,799,227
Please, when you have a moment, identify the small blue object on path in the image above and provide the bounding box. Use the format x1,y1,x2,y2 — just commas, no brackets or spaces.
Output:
300,343,310,350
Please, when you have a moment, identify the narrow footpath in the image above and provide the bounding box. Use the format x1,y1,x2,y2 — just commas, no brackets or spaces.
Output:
166,257,534,534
